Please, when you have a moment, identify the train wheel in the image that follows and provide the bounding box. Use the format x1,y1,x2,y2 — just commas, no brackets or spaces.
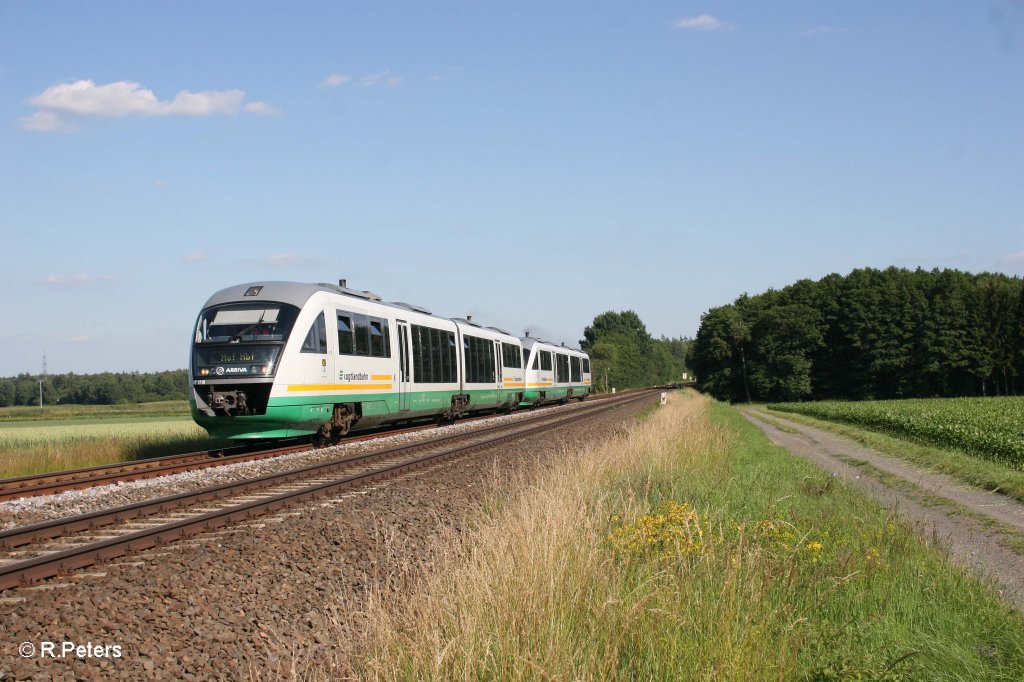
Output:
311,426,331,448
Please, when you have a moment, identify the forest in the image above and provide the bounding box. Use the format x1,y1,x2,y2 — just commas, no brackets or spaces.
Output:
0,370,189,407
691,267,1023,403
580,310,690,391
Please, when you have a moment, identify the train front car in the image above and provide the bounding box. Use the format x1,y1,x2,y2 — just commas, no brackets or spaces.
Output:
189,282,342,440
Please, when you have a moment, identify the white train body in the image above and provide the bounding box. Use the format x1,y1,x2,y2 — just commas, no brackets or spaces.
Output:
189,281,589,440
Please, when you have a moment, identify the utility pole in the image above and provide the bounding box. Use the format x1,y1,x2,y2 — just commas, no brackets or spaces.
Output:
39,353,47,409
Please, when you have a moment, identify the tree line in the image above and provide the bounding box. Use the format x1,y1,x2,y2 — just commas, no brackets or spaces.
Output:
0,370,189,407
692,267,1024,403
580,310,691,390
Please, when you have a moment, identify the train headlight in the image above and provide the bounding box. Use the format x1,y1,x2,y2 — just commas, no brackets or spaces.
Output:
199,368,210,376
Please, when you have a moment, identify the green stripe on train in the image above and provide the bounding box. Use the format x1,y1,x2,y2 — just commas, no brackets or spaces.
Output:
191,387,529,439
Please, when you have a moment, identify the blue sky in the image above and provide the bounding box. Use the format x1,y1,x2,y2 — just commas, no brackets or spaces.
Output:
1,1,1022,375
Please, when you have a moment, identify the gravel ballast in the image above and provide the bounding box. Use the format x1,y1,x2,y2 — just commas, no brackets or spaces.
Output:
0,397,652,681
0,400,598,530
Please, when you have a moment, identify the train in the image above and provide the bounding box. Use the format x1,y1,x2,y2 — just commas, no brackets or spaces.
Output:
189,280,593,443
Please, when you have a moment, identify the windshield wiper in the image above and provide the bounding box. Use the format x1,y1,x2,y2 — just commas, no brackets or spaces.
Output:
229,311,266,343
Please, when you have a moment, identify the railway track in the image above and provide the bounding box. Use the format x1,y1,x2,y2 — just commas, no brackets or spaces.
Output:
0,390,654,591
0,393,620,502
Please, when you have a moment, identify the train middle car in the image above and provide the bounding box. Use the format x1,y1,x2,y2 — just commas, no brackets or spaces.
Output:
189,281,586,442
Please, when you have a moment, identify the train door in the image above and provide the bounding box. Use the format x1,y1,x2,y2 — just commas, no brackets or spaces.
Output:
299,309,331,385
494,340,503,392
397,320,411,411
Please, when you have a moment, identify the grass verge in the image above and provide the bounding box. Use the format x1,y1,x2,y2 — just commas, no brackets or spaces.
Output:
335,392,1024,681
758,407,1024,504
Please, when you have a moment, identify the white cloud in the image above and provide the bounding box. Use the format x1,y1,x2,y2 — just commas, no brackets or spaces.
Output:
1000,252,1024,266
154,180,170,190
20,79,276,132
68,335,91,343
360,70,402,87
244,101,279,116
38,275,115,288
673,15,733,31
181,252,207,262
19,109,75,132
321,73,351,88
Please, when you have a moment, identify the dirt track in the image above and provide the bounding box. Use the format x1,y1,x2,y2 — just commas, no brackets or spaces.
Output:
741,408,1024,611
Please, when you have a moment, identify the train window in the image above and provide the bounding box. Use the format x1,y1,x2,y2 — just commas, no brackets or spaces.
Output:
556,354,570,382
430,328,442,383
353,314,370,356
571,356,582,382
447,333,457,382
369,319,389,358
410,325,456,383
301,312,328,354
463,337,473,382
337,313,354,355
422,326,434,382
501,342,521,369
540,351,552,372
464,335,495,383
381,319,391,358
196,303,299,344
530,353,538,370
582,358,591,373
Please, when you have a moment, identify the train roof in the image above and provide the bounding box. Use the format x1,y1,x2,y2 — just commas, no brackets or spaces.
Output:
201,281,440,319
520,337,588,355
200,281,347,310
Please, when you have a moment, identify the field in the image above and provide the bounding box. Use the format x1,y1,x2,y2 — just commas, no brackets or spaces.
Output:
0,400,190,423
335,393,1024,681
0,407,228,479
769,397,1024,470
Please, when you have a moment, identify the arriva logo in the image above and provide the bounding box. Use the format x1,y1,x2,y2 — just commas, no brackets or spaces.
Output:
215,367,225,376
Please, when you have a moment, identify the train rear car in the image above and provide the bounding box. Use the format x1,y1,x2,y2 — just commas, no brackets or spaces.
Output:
520,338,589,405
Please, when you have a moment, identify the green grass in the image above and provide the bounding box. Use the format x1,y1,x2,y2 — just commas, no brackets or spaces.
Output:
0,415,229,479
0,400,189,423
769,397,1024,470
758,406,1024,504
344,394,1024,681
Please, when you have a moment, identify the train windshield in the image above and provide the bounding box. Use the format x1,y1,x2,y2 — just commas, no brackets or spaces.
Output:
192,303,301,379
194,304,300,344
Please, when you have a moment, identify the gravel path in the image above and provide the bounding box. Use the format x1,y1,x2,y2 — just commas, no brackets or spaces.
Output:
741,408,1024,611
0,398,650,681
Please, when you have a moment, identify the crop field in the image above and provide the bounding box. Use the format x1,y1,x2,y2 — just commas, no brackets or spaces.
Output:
0,415,226,479
769,397,1024,469
0,400,189,423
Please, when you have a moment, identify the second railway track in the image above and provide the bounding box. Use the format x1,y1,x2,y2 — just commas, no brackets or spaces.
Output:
0,390,655,592
0,393,625,502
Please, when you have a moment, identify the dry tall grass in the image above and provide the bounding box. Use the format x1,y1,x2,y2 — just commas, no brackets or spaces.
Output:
343,392,766,680
312,391,1024,681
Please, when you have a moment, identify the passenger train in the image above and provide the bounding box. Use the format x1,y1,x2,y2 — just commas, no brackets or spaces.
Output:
189,281,592,443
